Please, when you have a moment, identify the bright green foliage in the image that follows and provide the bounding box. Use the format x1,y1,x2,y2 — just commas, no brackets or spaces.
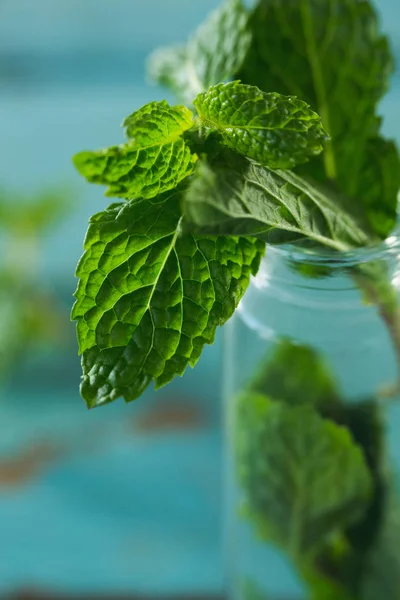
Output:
73,140,196,200
73,101,197,200
237,395,372,557
237,0,399,239
194,82,328,169
123,100,193,144
148,0,251,105
183,152,370,250
72,190,263,407
72,0,400,422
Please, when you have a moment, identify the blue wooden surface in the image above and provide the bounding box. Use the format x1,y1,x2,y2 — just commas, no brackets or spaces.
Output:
0,0,399,595
0,391,222,595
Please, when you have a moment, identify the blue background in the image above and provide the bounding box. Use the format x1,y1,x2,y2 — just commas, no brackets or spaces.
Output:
0,1,399,597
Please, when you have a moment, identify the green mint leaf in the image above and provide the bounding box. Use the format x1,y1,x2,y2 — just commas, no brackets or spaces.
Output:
147,0,251,105
249,340,341,412
194,82,328,169
73,100,197,200
237,396,372,556
238,0,399,238
123,100,194,144
72,190,264,407
182,152,370,251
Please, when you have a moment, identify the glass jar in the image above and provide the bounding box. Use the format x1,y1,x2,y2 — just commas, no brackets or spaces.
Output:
223,239,400,600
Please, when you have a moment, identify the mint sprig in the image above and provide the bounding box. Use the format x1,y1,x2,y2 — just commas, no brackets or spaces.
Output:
73,0,399,411
72,80,374,406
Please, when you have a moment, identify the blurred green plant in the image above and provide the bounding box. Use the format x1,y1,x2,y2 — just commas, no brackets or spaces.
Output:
241,579,268,600
0,189,70,380
237,341,400,599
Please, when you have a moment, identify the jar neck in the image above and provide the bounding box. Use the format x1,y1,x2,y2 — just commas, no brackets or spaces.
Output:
240,239,400,311
236,240,400,401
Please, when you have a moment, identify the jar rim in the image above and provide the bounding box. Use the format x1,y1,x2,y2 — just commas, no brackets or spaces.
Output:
267,225,400,267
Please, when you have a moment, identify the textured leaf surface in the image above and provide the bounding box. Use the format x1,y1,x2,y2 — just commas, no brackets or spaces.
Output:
238,0,399,238
183,152,370,250
194,82,328,169
237,396,372,556
73,100,197,200
72,191,264,407
148,0,251,105
123,100,194,144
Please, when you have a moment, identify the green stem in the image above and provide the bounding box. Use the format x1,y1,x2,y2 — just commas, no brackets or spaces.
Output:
300,0,337,181
351,264,400,384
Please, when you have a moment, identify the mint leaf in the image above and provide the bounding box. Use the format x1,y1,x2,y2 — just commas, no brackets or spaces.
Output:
72,190,264,407
194,82,328,169
249,340,341,412
182,151,370,251
238,0,399,238
148,0,251,105
123,100,194,144
237,396,372,556
73,100,197,200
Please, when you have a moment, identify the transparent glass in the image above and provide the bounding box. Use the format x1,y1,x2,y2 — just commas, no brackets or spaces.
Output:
223,237,400,600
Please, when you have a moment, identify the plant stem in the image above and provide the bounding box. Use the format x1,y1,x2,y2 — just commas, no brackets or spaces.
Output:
300,0,337,181
351,263,400,380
